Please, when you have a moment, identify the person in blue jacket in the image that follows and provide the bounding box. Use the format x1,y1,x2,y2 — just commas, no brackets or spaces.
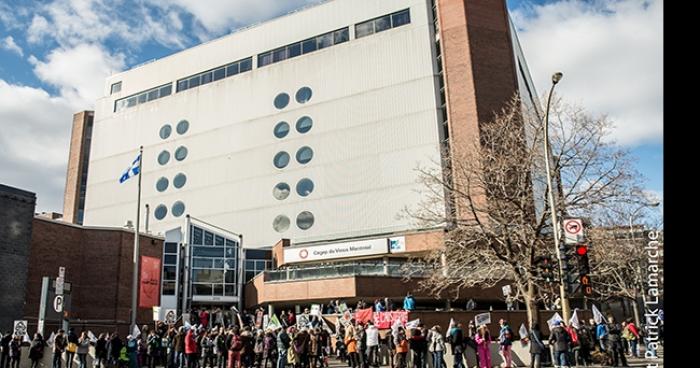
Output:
403,293,416,311
596,321,609,352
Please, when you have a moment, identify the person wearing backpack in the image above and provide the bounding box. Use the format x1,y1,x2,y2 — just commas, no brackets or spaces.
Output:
548,321,570,368
498,319,514,368
66,329,79,368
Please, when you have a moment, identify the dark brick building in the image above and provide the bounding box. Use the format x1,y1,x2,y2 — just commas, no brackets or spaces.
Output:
24,217,164,335
0,184,36,331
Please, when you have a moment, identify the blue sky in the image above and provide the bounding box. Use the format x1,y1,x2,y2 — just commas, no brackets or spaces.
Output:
0,0,662,216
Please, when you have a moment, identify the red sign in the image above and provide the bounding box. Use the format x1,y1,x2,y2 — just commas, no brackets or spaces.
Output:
139,256,161,308
354,308,374,324
373,311,408,329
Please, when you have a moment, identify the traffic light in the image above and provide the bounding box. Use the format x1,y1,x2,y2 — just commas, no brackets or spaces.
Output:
535,256,556,284
575,245,590,275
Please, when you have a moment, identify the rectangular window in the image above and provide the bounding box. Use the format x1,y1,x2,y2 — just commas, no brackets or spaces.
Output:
214,284,224,296
215,235,225,246
302,38,317,54
188,75,201,88
204,231,214,245
225,270,235,283
177,80,188,92
225,239,238,247
192,226,203,245
192,269,224,283
375,15,392,33
193,284,213,296
110,81,122,94
225,285,236,296
334,28,349,44
239,58,252,72
163,266,177,281
317,32,334,50
226,63,239,77
114,99,126,112
355,21,374,38
392,9,411,27
193,246,223,258
127,96,138,107
258,52,273,67
164,242,178,254
213,67,226,81
245,260,255,270
137,93,148,104
164,254,177,265
162,282,176,295
193,258,213,268
200,71,213,85
147,89,159,101
272,47,287,62
288,43,302,58
160,84,172,97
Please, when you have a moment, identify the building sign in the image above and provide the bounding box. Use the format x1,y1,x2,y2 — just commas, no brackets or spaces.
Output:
284,238,389,264
139,256,161,308
389,237,406,253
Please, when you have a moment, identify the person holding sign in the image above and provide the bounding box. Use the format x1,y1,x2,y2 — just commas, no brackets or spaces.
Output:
473,326,491,368
29,333,47,368
497,320,514,368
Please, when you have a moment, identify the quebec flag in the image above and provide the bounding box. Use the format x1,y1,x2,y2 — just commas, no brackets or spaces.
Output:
119,154,141,184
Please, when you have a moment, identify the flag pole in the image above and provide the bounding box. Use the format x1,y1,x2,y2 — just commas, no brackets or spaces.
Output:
130,146,144,334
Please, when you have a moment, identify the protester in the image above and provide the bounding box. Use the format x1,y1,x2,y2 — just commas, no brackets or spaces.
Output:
473,326,491,368
29,333,47,368
596,319,608,353
606,317,628,367
428,326,445,368
575,324,593,366
402,294,415,312
393,328,408,368
277,327,290,368
1,332,12,368
526,324,545,368
623,319,640,358
77,332,91,368
408,327,426,368
8,336,20,368
66,328,79,368
447,323,464,368
498,319,513,368
365,323,379,368
548,321,570,368
53,329,67,368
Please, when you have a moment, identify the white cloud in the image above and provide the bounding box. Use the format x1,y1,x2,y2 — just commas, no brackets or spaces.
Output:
511,0,663,146
30,44,125,109
148,0,323,35
27,15,50,44
1,36,23,56
0,80,75,212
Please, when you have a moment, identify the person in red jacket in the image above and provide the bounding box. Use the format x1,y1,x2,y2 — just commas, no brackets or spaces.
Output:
185,328,198,368
200,310,210,329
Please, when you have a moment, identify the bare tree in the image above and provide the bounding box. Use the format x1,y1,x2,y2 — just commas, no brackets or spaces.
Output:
403,94,643,326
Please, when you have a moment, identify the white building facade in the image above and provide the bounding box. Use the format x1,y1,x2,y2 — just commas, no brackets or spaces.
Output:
84,0,446,248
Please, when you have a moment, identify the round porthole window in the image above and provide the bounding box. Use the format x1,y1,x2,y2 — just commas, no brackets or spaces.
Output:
274,93,290,110
273,182,291,200
296,211,314,230
172,201,185,217
154,204,168,220
159,125,172,139
296,178,314,197
158,151,170,166
174,146,188,161
156,177,169,192
296,87,313,104
274,121,290,139
273,151,290,169
296,116,313,134
273,215,290,233
176,119,189,135
296,146,313,164
173,173,187,189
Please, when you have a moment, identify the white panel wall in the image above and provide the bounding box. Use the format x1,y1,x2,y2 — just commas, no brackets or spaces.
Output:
85,0,445,247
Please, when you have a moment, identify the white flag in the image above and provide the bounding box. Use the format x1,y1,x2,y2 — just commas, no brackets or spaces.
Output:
405,319,420,329
547,313,563,331
47,332,55,345
518,323,528,340
23,333,31,343
592,304,605,324
132,325,141,337
88,331,97,343
570,309,580,329
448,318,456,331
391,318,402,339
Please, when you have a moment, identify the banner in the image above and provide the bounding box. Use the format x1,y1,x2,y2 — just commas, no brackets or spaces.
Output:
592,304,605,324
373,311,408,329
164,309,177,325
354,308,374,324
267,314,282,330
14,320,29,340
311,304,321,316
547,313,563,331
405,319,420,329
139,256,161,308
570,309,580,329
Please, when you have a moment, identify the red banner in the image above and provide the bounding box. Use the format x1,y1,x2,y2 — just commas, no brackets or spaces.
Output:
354,308,374,324
139,256,161,308
373,311,408,329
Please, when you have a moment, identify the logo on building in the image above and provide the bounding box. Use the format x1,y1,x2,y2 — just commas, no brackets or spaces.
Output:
299,249,309,259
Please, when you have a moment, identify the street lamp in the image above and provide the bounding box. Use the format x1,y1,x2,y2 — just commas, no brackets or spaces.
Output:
542,72,571,323
628,199,660,327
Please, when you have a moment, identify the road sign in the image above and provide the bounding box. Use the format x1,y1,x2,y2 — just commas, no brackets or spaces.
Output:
13,320,28,337
53,295,64,312
563,219,584,244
